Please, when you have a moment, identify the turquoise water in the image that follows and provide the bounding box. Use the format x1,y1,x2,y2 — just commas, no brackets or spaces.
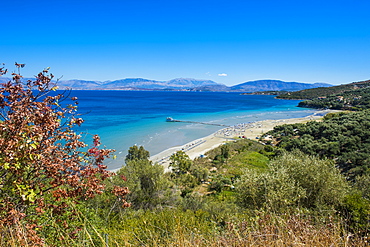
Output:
69,91,314,170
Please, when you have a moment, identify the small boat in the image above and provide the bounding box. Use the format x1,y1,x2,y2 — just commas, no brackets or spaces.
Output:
166,117,175,122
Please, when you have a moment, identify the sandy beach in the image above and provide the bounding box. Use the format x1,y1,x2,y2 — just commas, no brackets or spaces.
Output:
150,110,338,172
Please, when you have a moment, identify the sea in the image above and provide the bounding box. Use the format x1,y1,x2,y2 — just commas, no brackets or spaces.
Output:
67,90,316,170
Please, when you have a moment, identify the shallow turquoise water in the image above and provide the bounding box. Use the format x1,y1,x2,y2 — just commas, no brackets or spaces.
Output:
67,91,314,170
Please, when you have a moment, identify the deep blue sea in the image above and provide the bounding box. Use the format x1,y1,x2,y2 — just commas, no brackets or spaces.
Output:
68,91,315,170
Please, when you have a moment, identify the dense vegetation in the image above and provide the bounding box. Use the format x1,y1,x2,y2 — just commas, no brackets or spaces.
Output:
241,90,287,95
297,87,370,110
83,140,368,246
276,79,370,111
277,79,370,100
263,110,370,179
1,66,369,246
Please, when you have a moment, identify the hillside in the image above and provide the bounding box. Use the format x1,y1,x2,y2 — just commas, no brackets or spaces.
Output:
277,79,370,100
277,79,370,110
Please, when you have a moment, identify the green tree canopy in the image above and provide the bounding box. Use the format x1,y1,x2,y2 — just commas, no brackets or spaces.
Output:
236,150,349,211
125,145,150,162
170,151,192,174
118,146,178,209
263,110,370,179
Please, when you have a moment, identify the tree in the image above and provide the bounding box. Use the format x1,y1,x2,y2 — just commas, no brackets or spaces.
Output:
264,110,370,179
236,150,349,211
125,145,150,162
221,144,230,160
117,146,178,209
0,64,129,245
170,150,192,174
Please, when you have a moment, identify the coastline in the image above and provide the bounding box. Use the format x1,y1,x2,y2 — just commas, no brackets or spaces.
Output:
149,109,338,172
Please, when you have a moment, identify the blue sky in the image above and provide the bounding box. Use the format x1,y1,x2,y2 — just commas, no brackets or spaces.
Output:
1,0,370,86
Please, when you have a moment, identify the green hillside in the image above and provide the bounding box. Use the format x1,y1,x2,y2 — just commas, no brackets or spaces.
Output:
277,79,370,100
277,79,370,110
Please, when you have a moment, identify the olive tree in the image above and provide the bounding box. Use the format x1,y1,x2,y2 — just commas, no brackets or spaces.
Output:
236,150,349,211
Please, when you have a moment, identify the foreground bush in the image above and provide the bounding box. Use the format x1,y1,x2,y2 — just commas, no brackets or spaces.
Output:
236,150,349,211
0,65,129,245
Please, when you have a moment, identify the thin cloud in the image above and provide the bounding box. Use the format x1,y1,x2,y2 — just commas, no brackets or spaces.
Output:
218,73,228,77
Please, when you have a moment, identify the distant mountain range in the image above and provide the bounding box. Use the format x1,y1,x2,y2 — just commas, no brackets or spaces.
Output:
0,77,332,92
229,80,331,92
101,78,220,90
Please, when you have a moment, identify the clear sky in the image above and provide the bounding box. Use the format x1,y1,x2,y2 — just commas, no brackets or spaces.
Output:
1,0,370,86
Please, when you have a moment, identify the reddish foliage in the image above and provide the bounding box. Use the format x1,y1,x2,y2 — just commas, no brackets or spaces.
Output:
0,64,129,245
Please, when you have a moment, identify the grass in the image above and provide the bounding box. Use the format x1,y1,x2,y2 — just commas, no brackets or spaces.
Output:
2,214,367,247
226,151,269,175
51,209,367,246
110,210,368,246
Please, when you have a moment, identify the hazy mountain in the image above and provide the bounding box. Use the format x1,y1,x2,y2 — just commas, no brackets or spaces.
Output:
0,77,9,84
0,77,35,83
230,80,332,92
58,78,221,90
189,84,231,92
103,78,162,89
0,77,332,92
166,78,219,88
57,79,103,89
0,77,103,90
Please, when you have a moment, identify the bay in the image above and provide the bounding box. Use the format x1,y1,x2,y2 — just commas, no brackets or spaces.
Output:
68,91,314,170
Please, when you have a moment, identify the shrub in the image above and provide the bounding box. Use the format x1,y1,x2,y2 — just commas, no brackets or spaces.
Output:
236,150,349,211
0,65,129,245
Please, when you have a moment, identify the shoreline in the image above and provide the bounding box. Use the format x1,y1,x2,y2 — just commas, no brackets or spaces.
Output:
148,109,338,172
